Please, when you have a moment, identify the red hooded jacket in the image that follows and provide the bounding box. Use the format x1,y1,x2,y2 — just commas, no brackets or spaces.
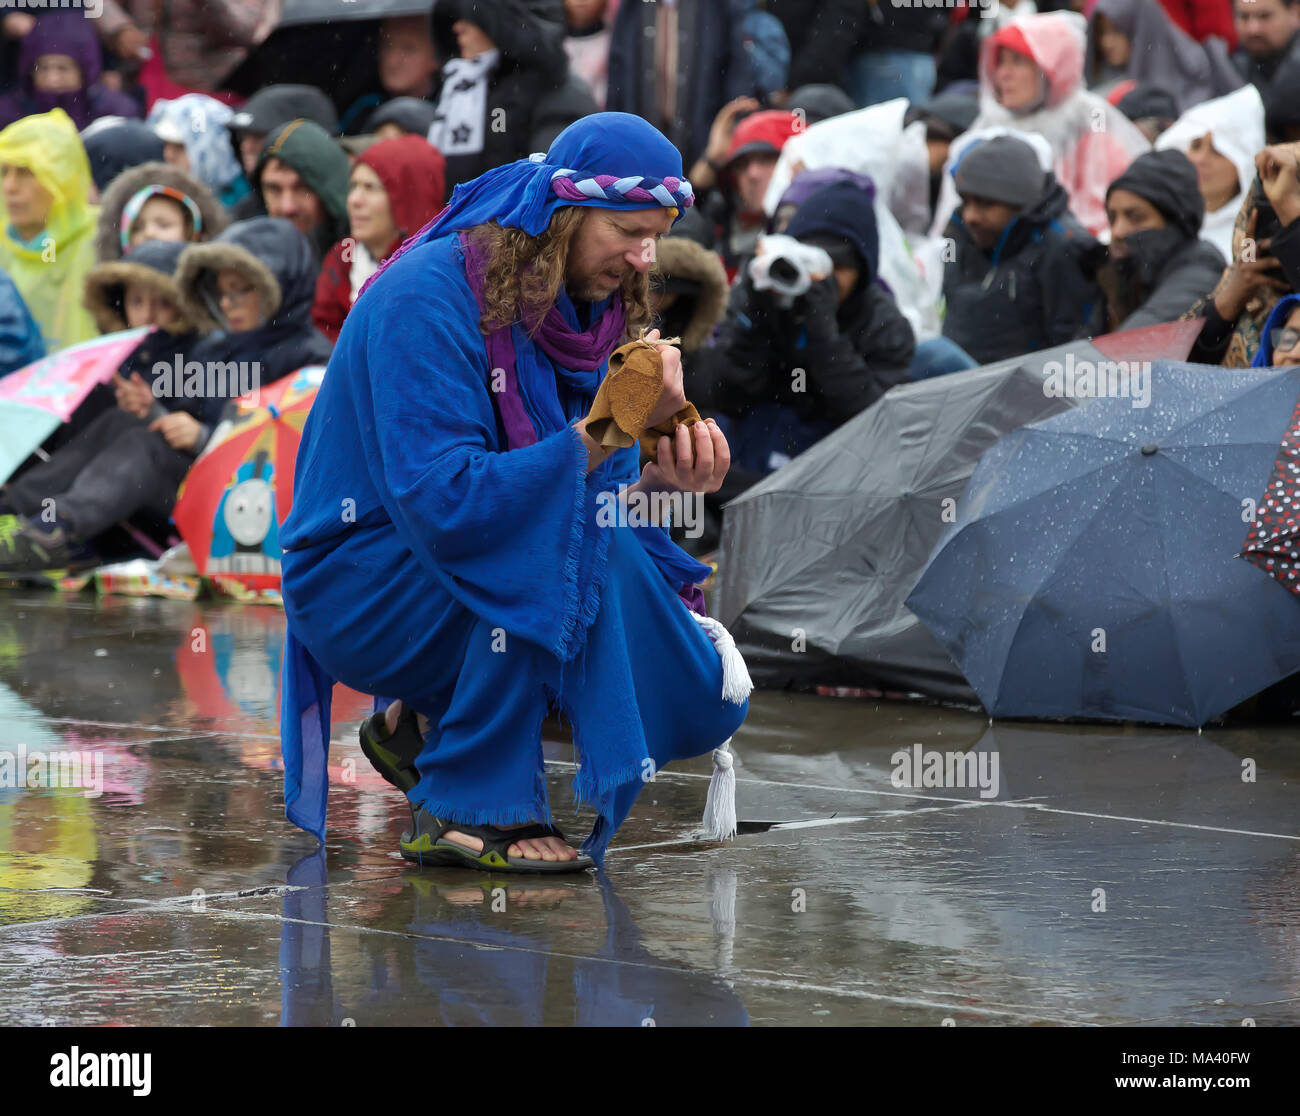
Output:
313,135,447,343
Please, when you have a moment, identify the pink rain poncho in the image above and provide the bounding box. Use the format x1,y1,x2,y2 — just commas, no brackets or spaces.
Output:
946,11,1150,239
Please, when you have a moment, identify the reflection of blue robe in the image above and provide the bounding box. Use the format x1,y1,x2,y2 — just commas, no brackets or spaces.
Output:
279,233,746,864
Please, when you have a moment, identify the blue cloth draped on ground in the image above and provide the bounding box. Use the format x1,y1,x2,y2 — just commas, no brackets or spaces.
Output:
279,113,746,866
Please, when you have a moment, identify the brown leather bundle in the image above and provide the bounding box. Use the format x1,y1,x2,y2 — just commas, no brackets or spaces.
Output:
585,337,701,456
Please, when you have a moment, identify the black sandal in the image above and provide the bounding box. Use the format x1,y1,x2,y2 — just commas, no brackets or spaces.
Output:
358,704,422,793
399,808,594,873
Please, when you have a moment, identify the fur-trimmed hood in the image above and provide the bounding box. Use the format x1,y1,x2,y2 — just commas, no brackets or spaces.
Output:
95,161,230,263
83,239,201,335
652,236,729,351
175,225,286,334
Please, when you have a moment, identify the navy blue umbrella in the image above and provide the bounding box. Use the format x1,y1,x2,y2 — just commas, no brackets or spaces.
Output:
906,362,1300,726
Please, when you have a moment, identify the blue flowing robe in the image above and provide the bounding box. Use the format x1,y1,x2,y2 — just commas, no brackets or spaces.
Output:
279,233,747,864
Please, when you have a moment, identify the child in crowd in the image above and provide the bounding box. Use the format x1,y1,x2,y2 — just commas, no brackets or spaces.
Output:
94,161,228,263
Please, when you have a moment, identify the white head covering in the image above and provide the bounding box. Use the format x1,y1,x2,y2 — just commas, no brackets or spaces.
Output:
1156,84,1266,264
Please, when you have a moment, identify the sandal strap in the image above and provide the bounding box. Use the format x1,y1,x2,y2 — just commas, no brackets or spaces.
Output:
419,816,567,858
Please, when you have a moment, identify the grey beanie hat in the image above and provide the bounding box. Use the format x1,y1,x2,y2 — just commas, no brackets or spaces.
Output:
953,135,1046,210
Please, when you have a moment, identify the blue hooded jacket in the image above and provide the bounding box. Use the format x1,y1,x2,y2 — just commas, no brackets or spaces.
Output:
0,268,45,378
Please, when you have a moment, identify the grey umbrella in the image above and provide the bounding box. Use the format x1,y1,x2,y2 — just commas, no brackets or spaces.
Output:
278,0,435,26
712,320,1203,701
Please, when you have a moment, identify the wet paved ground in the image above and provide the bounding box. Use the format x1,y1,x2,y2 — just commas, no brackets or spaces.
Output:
0,593,1298,1026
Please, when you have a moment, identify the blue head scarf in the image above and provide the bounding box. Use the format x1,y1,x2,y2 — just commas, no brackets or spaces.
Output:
1253,293,1300,367
360,112,693,301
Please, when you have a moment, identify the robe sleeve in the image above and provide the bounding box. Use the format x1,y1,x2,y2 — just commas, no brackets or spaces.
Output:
358,253,611,663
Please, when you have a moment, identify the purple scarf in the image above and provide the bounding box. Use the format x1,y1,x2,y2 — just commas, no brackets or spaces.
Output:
459,231,627,450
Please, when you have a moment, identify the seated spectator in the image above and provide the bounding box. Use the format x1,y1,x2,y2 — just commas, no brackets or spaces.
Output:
648,212,730,353
250,119,350,265
564,0,614,109
79,118,164,200
0,109,99,353
942,134,1100,365
148,94,249,210
0,268,43,377
1116,84,1181,142
313,135,446,344
1187,143,1300,365
950,12,1150,238
363,97,440,141
906,88,980,215
1087,0,1242,112
770,166,877,234
1251,290,1300,363
786,83,856,127
227,84,339,218
1156,83,1266,262
428,1,596,190
0,218,330,574
690,180,914,492
94,162,228,263
1090,149,1226,332
692,107,800,275
0,10,140,131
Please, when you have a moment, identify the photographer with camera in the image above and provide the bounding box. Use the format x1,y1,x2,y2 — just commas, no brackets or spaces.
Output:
689,179,913,501
1187,142,1300,364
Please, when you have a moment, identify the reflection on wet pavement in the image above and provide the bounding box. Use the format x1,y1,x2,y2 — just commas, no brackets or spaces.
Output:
0,594,1297,1025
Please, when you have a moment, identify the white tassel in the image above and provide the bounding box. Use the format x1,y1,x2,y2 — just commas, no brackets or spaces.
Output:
690,613,753,705
702,737,738,841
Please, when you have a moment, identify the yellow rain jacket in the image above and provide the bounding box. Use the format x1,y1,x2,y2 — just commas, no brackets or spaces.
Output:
0,108,99,353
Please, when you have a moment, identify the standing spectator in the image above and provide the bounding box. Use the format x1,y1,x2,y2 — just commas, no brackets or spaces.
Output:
762,1,863,98
97,0,281,94
564,0,615,109
0,109,99,353
428,1,596,190
0,11,140,131
844,6,948,107
941,134,1099,364
147,93,248,210
945,11,1150,238
1091,149,1226,331
1156,83,1266,262
250,120,350,266
1087,0,1242,112
1232,0,1300,94
606,0,752,163
314,135,447,344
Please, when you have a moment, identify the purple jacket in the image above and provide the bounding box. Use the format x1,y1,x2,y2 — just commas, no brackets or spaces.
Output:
0,11,140,131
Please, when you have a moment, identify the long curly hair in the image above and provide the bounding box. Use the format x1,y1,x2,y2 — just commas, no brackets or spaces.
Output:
466,207,653,339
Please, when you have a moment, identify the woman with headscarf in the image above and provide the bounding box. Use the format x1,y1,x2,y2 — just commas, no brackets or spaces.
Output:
313,134,447,344
0,10,140,131
937,11,1150,239
0,108,99,352
1087,0,1242,112
1156,83,1267,263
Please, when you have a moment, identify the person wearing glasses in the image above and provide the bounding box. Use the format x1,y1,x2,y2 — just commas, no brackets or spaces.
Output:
0,218,331,574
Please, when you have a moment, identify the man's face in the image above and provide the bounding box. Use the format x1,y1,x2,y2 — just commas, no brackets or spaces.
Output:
730,151,779,214
1236,0,1300,58
1106,188,1166,257
565,208,675,303
379,17,438,96
261,158,325,236
960,194,1019,251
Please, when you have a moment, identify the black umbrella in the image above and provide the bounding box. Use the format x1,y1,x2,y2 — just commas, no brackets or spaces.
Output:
712,320,1203,700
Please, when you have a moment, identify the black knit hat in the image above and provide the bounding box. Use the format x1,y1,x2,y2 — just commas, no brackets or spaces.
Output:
1106,149,1203,240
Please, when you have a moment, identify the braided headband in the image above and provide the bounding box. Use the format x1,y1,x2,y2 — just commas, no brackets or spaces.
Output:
547,167,694,212
121,184,204,252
